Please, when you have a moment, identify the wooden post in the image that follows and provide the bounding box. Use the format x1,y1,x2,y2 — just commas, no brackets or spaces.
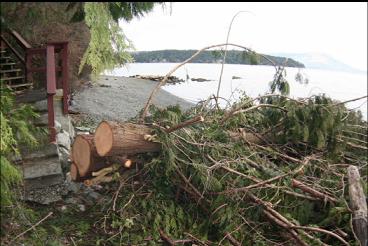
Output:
61,42,69,115
347,165,367,246
46,45,56,143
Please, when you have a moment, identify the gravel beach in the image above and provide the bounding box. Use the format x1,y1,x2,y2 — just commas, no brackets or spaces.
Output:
70,75,193,125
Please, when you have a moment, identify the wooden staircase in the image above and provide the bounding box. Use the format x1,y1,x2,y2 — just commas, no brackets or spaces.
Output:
0,46,32,93
1,29,73,204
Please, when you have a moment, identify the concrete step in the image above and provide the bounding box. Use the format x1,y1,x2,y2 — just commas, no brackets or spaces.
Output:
21,143,59,161
24,174,64,191
23,156,63,180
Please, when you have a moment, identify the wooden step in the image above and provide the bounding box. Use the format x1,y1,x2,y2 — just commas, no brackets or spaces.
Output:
10,82,32,89
0,62,17,66
0,56,12,60
0,68,22,73
1,76,25,81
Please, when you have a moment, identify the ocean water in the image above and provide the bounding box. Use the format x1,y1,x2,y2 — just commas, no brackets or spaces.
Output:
104,63,367,119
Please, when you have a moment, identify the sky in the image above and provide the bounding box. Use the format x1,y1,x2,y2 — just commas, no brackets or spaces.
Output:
119,2,367,71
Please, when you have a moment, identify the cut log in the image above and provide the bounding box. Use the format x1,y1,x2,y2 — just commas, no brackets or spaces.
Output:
94,121,161,157
71,134,109,177
70,163,81,181
347,165,367,246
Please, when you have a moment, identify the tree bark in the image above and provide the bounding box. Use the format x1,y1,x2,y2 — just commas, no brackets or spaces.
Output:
347,165,367,246
94,121,161,157
71,134,109,177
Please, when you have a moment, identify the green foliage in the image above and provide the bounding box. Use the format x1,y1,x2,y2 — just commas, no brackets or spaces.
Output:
0,83,39,210
79,2,134,77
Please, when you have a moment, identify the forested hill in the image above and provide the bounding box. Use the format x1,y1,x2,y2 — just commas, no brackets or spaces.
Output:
130,50,305,68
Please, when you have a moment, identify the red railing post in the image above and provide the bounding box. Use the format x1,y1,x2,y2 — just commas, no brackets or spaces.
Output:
46,45,57,143
61,42,69,114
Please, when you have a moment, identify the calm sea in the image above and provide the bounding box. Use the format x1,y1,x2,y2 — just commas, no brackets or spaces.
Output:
104,63,368,119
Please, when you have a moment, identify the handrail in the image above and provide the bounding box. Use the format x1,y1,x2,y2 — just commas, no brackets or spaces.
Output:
10,30,32,49
0,34,25,63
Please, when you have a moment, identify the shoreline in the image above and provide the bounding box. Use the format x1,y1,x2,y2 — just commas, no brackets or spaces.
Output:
70,75,194,126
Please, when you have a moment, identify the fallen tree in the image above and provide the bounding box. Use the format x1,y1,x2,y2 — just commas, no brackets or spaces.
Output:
68,42,367,245
69,91,367,245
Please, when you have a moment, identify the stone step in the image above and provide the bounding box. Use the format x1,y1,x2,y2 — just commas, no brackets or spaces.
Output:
23,183,66,205
21,143,59,161
23,155,63,180
24,174,64,191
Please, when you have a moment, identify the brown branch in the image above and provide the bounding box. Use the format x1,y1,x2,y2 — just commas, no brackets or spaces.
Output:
11,212,53,243
333,95,367,106
291,179,338,203
159,229,176,245
225,233,242,246
165,115,204,133
290,226,350,246
221,103,286,124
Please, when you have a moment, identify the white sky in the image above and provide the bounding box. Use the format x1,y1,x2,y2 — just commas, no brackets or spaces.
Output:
120,2,367,71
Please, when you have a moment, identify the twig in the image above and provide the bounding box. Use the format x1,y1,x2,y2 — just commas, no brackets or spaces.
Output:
290,226,350,246
217,11,256,103
291,179,338,203
333,95,367,106
221,103,287,124
225,233,242,246
166,115,204,133
11,212,53,242
159,228,176,245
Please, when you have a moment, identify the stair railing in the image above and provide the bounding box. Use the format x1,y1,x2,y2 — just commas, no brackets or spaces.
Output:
0,28,70,143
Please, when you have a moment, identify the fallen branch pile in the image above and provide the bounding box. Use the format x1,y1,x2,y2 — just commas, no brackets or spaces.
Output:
69,90,367,245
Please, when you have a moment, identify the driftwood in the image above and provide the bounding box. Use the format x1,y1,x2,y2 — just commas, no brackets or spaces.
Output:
347,165,367,246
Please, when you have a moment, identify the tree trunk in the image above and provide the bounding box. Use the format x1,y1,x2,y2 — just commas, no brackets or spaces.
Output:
71,134,109,177
347,165,367,246
94,121,161,157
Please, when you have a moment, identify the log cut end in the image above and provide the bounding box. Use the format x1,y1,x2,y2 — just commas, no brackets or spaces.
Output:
72,135,93,176
70,163,80,181
95,121,114,157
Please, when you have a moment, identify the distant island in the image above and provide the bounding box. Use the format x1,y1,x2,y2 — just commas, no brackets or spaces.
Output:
130,50,305,68
271,52,366,74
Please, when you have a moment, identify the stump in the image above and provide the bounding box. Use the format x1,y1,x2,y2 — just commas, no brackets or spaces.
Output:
94,121,161,157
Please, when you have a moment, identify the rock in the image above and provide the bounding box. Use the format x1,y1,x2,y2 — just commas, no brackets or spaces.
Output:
64,175,81,193
65,197,80,205
232,76,242,80
191,77,212,82
55,120,62,133
78,204,86,212
58,146,71,171
32,99,48,112
57,130,71,150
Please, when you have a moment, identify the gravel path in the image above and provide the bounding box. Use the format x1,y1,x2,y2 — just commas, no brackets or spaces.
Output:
70,75,193,125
